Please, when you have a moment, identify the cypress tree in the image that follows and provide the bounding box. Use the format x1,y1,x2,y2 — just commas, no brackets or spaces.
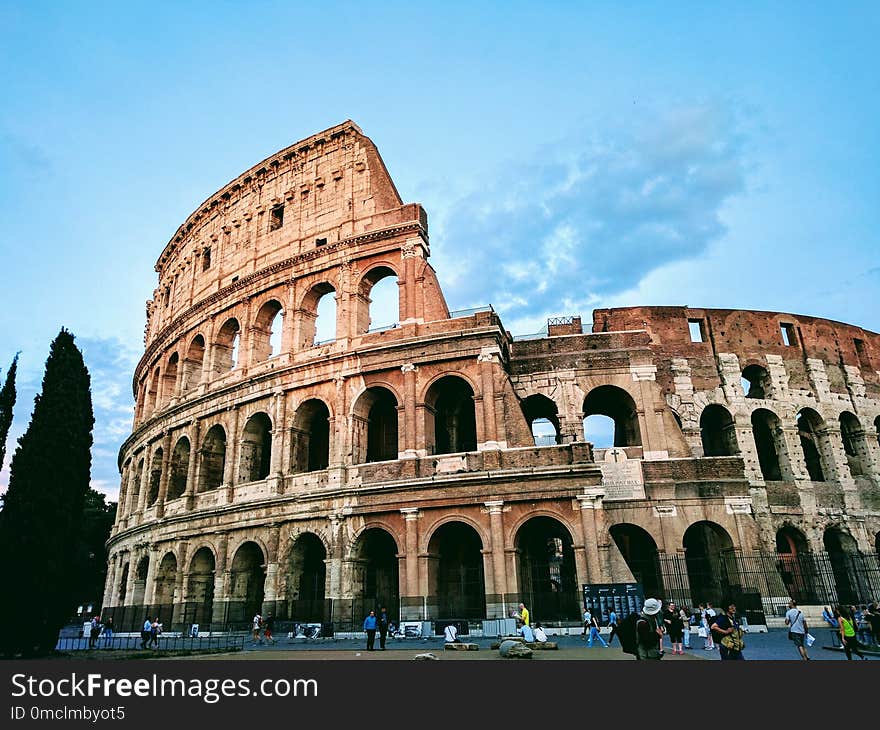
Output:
0,353,17,470
0,330,93,656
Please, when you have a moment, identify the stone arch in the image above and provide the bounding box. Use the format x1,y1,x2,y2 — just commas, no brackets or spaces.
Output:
116,561,130,605
427,521,486,619
775,524,817,604
682,521,736,606
228,541,266,622
153,551,178,607
424,375,477,455
351,386,398,464
132,554,150,607
238,412,272,483
423,513,490,554
583,384,641,447
185,546,216,628
521,393,562,446
291,399,331,473
167,436,190,500
199,424,226,492
700,404,738,457
252,298,284,361
128,457,144,514
162,352,179,406
299,282,336,347
283,533,327,622
515,516,579,621
824,526,862,605
741,363,772,399
146,367,160,415
146,447,163,506
751,408,784,481
351,527,400,616
182,334,205,392
609,523,662,598
839,411,866,477
358,264,400,334
797,408,829,482
213,317,240,374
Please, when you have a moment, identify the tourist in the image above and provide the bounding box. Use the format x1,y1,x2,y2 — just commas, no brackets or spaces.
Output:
635,598,663,660
378,607,390,650
679,605,691,649
516,603,530,628
855,605,872,646
837,605,867,660
149,618,161,649
711,603,745,660
866,603,880,647
784,599,809,660
533,623,548,642
607,608,619,645
103,617,113,646
519,620,535,642
363,610,377,651
665,601,684,655
702,603,716,650
140,617,152,650
582,607,591,640
443,623,459,643
263,614,275,645
88,616,100,649
252,613,262,644
584,608,608,648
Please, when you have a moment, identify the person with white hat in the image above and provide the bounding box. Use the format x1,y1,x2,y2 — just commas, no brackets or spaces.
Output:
636,598,664,660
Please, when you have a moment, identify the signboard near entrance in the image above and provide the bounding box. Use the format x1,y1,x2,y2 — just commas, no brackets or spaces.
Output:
583,582,644,625
599,448,646,500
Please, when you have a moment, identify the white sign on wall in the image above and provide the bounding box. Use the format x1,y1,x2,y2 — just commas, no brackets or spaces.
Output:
599,448,646,501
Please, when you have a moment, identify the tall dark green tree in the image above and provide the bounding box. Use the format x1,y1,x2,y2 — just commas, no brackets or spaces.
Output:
0,330,93,656
74,489,117,607
0,353,18,470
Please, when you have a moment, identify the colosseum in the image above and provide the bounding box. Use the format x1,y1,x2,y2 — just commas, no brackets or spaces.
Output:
102,120,880,635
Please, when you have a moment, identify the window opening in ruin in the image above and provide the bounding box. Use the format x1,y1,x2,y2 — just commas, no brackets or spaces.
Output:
521,394,562,446
582,385,642,448
780,323,797,347
741,364,771,399
147,447,163,506
269,204,284,231
214,319,241,374
199,425,226,492
797,409,826,482
315,237,327,246
230,333,240,369
854,338,871,370
839,412,865,477
366,389,398,463
751,409,783,481
426,376,477,455
291,399,330,473
699,404,738,457
202,247,211,271
609,523,662,599
363,269,399,333
238,412,272,483
688,319,705,343
162,353,179,407
167,436,190,500
252,300,284,361
314,288,337,344
183,335,205,391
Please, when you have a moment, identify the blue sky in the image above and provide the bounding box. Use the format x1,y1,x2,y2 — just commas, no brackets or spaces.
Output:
1,2,878,498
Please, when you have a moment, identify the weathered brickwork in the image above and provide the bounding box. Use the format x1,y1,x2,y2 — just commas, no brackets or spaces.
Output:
103,123,880,628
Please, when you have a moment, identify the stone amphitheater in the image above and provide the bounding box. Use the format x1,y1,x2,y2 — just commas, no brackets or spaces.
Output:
102,121,880,633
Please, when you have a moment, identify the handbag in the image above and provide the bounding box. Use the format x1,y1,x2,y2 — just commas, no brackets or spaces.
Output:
805,633,816,647
697,627,707,638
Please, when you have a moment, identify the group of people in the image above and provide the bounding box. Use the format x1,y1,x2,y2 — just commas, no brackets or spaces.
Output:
362,607,392,650
632,598,745,660
86,615,113,648
819,602,879,660
139,617,162,649
251,613,276,645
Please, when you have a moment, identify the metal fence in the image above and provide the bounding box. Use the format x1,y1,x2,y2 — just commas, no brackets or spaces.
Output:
55,633,247,653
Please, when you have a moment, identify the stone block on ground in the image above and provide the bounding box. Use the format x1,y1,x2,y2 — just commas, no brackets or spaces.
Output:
444,642,479,651
499,640,533,659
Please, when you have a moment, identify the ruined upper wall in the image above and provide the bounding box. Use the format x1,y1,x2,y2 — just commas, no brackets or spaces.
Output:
592,305,880,397
144,121,417,342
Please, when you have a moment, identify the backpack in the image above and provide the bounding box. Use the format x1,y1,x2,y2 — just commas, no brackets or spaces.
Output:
617,613,641,655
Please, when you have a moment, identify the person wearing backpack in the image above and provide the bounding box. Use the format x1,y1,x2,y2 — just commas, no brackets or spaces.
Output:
711,603,745,660
633,598,664,660
784,599,810,660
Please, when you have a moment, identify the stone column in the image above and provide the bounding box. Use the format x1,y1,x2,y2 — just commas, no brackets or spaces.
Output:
143,546,160,607
630,365,667,458
136,445,153,516
263,525,281,610
269,391,286,489
223,407,239,502
102,554,118,609
401,364,419,457
485,500,508,617
576,491,605,584
184,420,200,510
326,515,344,599
779,425,809,481
171,542,189,627
477,347,501,449
211,535,230,627
155,431,173,518
124,551,139,607
401,508,420,620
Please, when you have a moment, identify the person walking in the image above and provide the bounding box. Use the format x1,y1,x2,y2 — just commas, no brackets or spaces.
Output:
149,618,161,649
784,599,810,660
263,614,276,645
585,608,608,648
711,603,745,660
607,608,619,645
252,613,263,644
837,605,867,660
665,602,684,655
88,616,100,649
363,610,378,651
378,607,390,650
140,617,152,650
635,598,664,660
102,617,114,647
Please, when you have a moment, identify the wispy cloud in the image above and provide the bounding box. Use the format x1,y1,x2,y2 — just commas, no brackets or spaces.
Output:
429,103,747,334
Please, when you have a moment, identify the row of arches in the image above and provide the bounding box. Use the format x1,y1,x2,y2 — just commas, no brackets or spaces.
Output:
139,270,401,421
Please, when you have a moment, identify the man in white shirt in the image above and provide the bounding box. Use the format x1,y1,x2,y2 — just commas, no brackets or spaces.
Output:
784,599,810,660
533,624,548,642
444,623,459,643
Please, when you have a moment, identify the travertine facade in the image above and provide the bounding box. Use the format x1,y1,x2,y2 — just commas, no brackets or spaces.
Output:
103,122,880,630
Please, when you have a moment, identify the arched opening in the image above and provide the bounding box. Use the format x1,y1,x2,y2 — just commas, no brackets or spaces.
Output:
521,394,562,446
516,517,579,621
359,267,399,333
425,376,477,455
583,385,641,447
700,404,738,457
167,436,190,500
609,524,662,598
252,299,284,361
162,353,179,406
146,368,160,415
128,459,144,513
238,413,272,483
775,525,816,604
228,542,266,623
824,528,861,605
352,387,398,464
797,408,827,482
352,528,399,617
153,552,178,608
683,521,736,606
182,335,205,392
300,283,336,347
741,364,771,399
428,522,486,619
291,399,331,472
116,562,129,605
199,425,226,492
146,448,163,506
751,408,783,481
284,533,327,622
839,412,866,477
184,548,215,629
132,555,149,607
213,318,241,374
